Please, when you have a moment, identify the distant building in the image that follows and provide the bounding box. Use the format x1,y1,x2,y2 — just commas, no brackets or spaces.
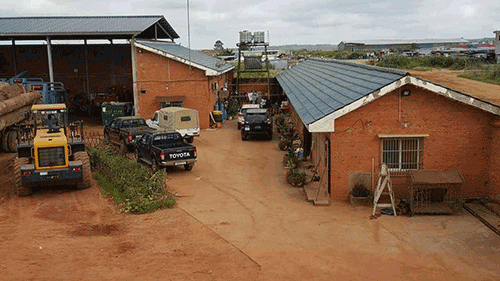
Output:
338,38,470,51
494,31,500,63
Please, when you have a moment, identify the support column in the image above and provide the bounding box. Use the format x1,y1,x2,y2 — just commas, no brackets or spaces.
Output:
46,37,54,82
11,39,18,75
130,38,139,116
84,39,90,95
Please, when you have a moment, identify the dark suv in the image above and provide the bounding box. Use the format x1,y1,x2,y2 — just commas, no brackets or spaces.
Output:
241,109,272,140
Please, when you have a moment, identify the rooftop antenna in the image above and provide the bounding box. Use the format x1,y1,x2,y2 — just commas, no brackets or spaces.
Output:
187,0,192,72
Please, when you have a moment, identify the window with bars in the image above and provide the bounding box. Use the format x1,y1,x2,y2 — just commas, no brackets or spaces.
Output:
160,101,183,108
381,138,423,174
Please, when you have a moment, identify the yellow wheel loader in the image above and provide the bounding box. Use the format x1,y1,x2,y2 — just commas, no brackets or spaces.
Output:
14,104,90,196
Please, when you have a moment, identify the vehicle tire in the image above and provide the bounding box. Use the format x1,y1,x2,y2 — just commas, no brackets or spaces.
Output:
151,159,160,173
2,131,10,152
186,136,194,143
7,131,19,153
135,150,142,163
120,140,128,153
184,163,194,171
241,134,247,141
104,133,111,145
14,157,31,196
74,151,91,190
237,123,241,130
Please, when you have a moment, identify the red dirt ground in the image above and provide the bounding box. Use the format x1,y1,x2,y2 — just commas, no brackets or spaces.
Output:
0,153,260,280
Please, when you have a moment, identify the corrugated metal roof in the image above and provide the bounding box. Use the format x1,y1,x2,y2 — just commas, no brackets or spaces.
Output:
342,38,470,45
0,16,179,40
276,59,407,125
136,40,234,75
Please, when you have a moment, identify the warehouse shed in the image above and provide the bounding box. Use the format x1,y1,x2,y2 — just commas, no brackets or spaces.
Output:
277,59,500,202
0,16,179,117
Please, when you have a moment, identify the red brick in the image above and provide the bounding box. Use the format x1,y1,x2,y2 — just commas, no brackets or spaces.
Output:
134,48,232,129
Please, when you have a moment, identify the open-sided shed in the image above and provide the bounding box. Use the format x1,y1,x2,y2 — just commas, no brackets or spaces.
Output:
0,16,179,115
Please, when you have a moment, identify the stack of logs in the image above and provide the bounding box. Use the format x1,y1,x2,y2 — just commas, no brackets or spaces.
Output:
0,83,41,131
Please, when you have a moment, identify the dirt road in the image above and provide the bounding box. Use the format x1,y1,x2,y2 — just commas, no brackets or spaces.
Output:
0,153,260,280
169,120,500,280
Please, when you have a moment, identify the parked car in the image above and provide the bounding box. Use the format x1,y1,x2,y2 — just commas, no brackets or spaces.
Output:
134,131,197,171
146,107,200,143
103,116,154,152
237,104,261,129
68,93,92,115
241,108,273,140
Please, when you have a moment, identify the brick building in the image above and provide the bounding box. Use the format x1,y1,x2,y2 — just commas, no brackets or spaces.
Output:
277,59,500,202
133,40,234,129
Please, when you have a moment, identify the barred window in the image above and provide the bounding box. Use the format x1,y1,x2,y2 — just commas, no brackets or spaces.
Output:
382,138,422,173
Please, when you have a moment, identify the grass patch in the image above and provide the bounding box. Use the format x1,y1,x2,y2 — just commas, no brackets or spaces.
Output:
458,64,500,86
373,55,483,70
89,146,176,214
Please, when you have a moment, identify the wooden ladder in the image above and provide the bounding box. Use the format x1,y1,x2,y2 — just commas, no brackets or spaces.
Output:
372,164,397,217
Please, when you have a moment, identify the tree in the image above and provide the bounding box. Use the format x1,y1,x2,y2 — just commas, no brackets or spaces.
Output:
219,48,234,56
214,40,224,51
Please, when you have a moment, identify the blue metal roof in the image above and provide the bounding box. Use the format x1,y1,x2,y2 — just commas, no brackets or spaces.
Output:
0,16,179,40
136,40,234,74
276,59,408,125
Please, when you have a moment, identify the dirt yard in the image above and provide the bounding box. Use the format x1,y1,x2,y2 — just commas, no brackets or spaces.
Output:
0,153,260,280
1,70,500,280
1,117,499,280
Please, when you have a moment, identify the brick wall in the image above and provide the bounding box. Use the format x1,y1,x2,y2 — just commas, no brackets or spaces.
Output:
135,47,231,129
488,118,500,201
304,84,495,201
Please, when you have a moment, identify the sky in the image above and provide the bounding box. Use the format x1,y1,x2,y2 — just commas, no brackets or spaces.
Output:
1,0,499,50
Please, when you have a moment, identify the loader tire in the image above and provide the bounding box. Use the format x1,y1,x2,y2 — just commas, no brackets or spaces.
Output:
2,131,10,152
14,157,31,196
7,131,19,153
74,151,91,190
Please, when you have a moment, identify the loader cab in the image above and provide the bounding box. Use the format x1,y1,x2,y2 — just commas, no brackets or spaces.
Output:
33,104,69,136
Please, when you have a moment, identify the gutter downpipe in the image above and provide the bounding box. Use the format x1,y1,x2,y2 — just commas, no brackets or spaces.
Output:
46,36,54,82
131,36,139,116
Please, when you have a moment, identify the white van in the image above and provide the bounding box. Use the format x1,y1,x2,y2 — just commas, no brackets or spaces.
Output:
146,107,200,143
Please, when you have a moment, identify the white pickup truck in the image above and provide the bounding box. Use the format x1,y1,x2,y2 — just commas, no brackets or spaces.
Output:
146,107,200,143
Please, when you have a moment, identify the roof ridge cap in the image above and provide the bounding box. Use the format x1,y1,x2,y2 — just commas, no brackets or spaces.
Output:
309,58,408,76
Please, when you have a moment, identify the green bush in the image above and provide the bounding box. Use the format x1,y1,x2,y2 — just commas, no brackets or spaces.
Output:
227,99,240,117
459,64,500,85
283,151,299,169
286,169,306,187
278,122,299,152
274,114,286,133
89,146,176,214
278,140,288,151
376,55,482,70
